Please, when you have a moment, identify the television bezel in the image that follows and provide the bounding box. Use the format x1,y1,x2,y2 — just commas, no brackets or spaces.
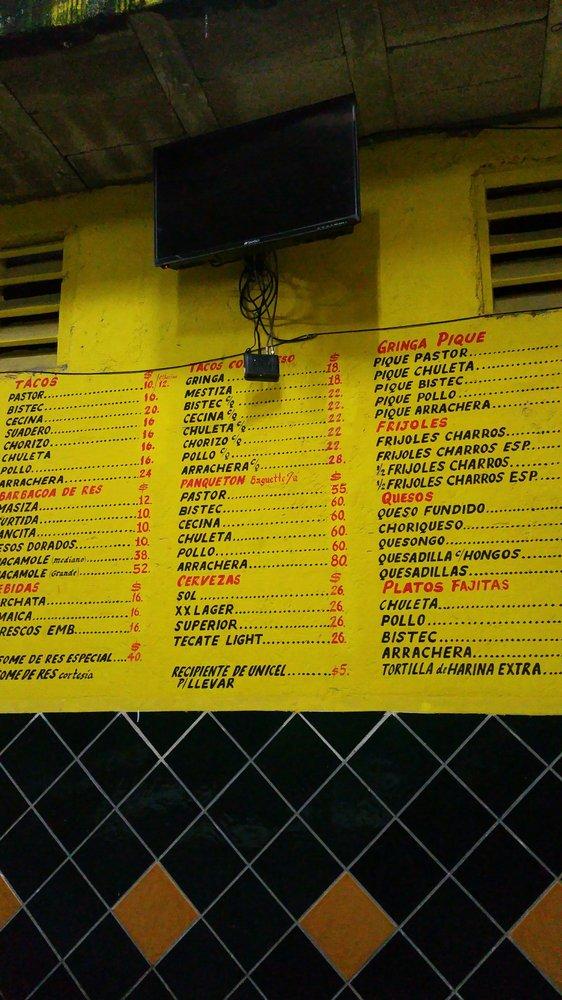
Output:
153,94,360,269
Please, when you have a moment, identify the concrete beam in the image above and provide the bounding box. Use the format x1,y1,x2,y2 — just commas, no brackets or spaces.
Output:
338,0,396,134
541,0,562,107
0,84,83,201
130,10,218,135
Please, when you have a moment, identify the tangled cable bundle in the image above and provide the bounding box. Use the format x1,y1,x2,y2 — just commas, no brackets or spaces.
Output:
238,250,279,353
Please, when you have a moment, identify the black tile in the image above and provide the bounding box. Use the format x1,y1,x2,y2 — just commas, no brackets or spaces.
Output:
28,861,105,957
167,716,246,805
504,771,562,872
0,768,27,836
350,717,438,811
163,815,244,910
405,879,500,986
128,971,172,999
304,712,384,758
460,939,560,999
401,714,484,760
256,716,339,807
302,766,391,865
228,981,262,1000
68,914,148,1000
2,717,71,801
0,911,57,1000
215,712,289,756
207,870,291,969
451,718,543,814
75,812,152,906
0,713,33,753
502,716,562,764
82,716,157,804
121,764,198,855
253,927,342,999
34,966,84,999
456,825,552,929
46,712,115,753
254,817,342,917
209,765,291,860
36,763,111,851
0,811,64,900
402,770,493,867
130,711,202,754
354,931,449,1000
352,822,444,922
158,920,241,999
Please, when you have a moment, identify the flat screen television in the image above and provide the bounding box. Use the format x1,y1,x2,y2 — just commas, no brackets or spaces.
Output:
154,94,360,268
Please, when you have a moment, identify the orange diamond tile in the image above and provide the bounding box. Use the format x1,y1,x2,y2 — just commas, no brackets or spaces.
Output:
113,863,198,964
510,882,562,991
0,875,20,930
300,872,396,978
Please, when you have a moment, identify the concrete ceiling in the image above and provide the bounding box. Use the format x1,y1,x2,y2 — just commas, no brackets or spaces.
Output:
0,0,560,204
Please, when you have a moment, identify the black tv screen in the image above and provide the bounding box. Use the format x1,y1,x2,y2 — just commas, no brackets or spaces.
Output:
154,94,360,268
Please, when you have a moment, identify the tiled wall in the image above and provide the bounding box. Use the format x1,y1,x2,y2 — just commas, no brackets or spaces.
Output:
0,711,560,999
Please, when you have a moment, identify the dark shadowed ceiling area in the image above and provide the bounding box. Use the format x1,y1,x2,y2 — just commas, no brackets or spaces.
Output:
0,0,560,204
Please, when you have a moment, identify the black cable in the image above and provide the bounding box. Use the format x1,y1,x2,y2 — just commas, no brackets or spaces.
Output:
484,125,562,131
7,303,561,376
21,351,245,377
260,253,279,344
282,303,562,339
239,250,279,353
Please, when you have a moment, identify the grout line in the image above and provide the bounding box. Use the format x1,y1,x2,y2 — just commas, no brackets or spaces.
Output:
0,712,119,842
496,715,561,768
146,717,361,976
75,711,562,996
507,875,561,934
122,966,175,999
396,714,561,882
441,760,560,882
92,712,331,988
401,928,454,991
453,935,512,995
224,975,269,1000
0,717,177,994
93,712,558,989
0,713,39,757
297,714,558,991
395,713,491,764
1,709,559,999
0,785,112,999
211,713,458,989
300,711,391,761
509,931,562,995
201,912,249,978
125,709,206,756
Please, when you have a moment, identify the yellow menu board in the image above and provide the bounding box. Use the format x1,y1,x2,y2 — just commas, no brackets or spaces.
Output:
0,313,560,713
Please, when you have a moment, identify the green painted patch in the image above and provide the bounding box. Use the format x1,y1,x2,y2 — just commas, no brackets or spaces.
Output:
0,0,163,36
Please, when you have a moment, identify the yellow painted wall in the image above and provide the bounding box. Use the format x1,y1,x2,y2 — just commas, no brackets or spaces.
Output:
0,126,561,714
1,126,560,374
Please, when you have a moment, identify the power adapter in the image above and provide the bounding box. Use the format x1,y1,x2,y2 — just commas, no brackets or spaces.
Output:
243,349,280,382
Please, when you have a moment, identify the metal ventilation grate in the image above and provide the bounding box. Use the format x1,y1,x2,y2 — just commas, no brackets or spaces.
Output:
486,180,562,313
0,240,63,372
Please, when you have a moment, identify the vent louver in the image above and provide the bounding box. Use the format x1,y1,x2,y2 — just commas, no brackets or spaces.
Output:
0,240,63,372
486,180,562,313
